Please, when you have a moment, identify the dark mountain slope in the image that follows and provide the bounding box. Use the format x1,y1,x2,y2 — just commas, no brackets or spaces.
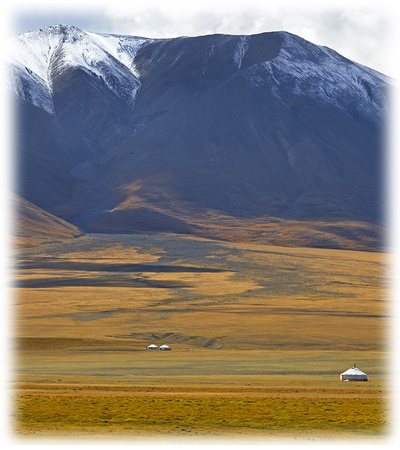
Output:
15,99,94,215
86,32,387,249
7,27,390,250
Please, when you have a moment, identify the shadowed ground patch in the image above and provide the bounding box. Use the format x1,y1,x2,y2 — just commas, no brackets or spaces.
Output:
15,277,192,289
15,259,226,274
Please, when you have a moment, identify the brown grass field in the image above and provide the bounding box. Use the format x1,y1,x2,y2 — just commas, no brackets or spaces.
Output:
9,232,392,441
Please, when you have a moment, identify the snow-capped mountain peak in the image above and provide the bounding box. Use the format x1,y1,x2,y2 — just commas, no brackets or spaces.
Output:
5,25,150,113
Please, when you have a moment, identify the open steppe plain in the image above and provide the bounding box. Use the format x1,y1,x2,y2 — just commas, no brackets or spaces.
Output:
10,233,391,440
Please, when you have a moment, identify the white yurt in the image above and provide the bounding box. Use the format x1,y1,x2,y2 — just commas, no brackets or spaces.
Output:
147,344,158,350
159,344,171,351
340,365,368,381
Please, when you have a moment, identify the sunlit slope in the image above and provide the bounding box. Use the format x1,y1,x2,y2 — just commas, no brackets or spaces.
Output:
12,195,83,248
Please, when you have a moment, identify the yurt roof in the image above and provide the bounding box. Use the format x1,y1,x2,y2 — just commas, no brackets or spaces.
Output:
147,344,158,348
340,367,367,376
159,344,170,348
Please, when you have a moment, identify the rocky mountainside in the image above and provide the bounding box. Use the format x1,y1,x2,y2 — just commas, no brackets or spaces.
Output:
6,25,391,250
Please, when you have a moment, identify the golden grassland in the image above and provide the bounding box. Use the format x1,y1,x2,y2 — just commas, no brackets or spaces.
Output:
13,391,387,437
9,233,391,438
12,346,390,438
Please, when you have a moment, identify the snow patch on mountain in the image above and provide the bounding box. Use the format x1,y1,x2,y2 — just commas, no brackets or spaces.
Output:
201,45,215,76
233,36,249,69
245,66,266,88
5,25,146,112
5,26,62,83
280,33,387,117
245,32,388,122
86,32,149,77
47,27,142,105
7,62,54,114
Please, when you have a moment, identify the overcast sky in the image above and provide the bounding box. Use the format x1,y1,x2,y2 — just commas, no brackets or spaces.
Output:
2,0,398,76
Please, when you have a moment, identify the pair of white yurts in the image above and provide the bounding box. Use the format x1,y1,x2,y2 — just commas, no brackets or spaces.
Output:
147,344,171,350
340,364,368,381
